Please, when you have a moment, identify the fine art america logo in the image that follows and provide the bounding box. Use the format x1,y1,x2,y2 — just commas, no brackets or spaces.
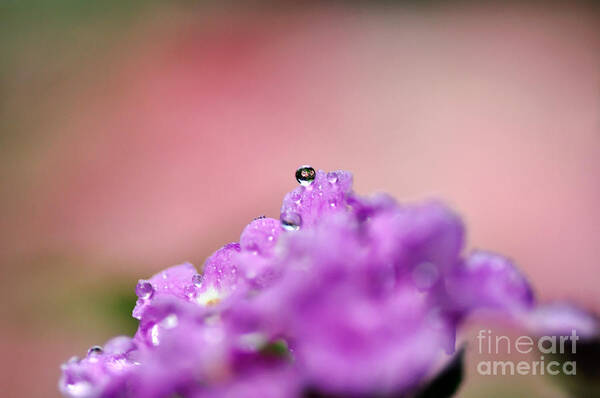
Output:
476,329,578,376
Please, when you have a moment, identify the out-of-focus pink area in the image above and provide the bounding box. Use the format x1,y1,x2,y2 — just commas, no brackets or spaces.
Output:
1,2,599,397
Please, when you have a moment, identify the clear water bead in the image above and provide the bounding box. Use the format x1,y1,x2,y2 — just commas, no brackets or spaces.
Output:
87,345,103,356
295,165,316,186
281,211,302,231
135,280,154,299
192,273,203,287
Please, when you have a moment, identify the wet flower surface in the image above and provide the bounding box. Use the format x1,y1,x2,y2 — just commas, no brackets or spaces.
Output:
59,167,598,398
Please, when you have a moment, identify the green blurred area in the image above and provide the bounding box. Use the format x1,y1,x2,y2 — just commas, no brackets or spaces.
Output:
1,0,147,144
2,253,139,337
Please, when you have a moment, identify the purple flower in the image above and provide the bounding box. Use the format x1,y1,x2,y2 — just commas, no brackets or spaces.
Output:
445,250,535,315
280,169,353,229
132,262,198,319
195,243,242,306
59,336,138,397
60,166,599,398
235,217,282,288
523,302,599,339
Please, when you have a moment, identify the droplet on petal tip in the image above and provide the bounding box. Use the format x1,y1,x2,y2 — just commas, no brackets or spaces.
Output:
295,165,316,186
280,211,302,231
135,280,154,299
87,346,103,356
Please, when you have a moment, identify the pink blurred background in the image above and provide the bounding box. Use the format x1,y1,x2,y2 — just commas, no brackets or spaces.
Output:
1,1,599,397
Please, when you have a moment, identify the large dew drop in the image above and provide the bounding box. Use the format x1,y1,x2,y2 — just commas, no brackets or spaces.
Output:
295,165,316,186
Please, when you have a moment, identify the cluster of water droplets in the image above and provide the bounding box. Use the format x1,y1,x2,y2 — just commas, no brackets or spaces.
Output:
280,166,314,231
63,165,350,397
280,165,343,231
60,343,124,397
183,273,204,299
135,271,207,303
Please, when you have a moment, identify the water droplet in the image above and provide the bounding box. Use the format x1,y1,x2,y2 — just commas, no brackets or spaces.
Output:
135,280,154,299
281,211,302,231
412,262,439,290
87,346,103,356
327,171,338,183
295,165,316,186
192,273,203,287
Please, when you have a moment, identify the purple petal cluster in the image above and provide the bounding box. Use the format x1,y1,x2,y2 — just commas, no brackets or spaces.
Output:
60,166,598,398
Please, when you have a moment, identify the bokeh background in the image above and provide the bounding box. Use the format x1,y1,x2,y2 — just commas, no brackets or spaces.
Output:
1,1,599,397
